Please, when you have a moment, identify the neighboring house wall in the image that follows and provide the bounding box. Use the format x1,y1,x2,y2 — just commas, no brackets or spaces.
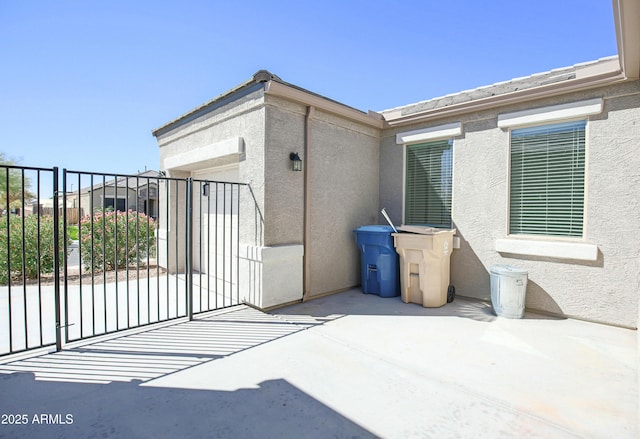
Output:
79,187,138,215
380,80,640,327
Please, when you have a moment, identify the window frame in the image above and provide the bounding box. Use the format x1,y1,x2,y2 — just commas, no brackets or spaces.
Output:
403,138,454,228
507,119,588,239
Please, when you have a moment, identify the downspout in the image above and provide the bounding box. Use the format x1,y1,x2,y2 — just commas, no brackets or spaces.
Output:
303,106,314,300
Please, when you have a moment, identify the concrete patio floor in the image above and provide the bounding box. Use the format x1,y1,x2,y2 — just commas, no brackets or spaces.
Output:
0,289,637,438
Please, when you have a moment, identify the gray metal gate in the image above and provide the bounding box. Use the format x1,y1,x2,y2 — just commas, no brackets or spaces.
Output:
0,166,256,357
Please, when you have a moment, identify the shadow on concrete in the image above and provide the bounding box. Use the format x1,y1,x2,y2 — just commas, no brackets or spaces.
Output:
0,304,375,437
0,372,375,439
0,306,307,384
273,289,566,325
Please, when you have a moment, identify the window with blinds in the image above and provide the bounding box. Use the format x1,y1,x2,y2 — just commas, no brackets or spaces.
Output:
509,120,586,237
405,139,453,228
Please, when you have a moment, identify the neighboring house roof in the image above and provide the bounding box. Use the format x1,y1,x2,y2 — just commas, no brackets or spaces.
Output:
76,170,160,194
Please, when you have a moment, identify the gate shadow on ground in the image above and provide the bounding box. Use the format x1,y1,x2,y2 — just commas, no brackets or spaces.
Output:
0,306,308,384
0,372,375,439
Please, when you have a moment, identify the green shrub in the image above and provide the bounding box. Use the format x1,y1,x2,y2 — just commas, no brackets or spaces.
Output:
0,214,67,285
80,209,156,272
67,225,78,241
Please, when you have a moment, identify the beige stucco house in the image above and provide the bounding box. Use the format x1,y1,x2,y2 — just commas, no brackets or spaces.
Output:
153,0,639,329
66,170,160,222
153,71,383,308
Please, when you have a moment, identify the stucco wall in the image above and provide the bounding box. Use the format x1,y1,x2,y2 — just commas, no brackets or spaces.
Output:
380,81,640,327
264,96,381,297
307,109,380,297
155,88,381,306
156,89,267,247
263,97,306,246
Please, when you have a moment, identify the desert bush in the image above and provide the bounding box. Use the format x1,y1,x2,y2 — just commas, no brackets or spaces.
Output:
80,209,156,271
0,214,67,285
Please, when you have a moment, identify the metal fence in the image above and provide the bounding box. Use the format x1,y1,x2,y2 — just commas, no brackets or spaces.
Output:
0,165,261,357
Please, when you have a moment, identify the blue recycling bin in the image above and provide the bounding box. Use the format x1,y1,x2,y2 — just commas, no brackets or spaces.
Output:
354,225,400,297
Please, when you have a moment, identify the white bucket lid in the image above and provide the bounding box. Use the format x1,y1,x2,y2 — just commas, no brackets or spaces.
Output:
490,264,528,276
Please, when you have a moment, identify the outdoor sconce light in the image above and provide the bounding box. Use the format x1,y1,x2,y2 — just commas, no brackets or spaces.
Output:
289,152,302,172
202,183,210,197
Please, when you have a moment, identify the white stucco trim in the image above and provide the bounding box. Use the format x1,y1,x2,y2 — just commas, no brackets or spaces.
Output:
495,238,598,261
164,137,244,171
395,122,462,145
238,244,304,309
497,98,603,128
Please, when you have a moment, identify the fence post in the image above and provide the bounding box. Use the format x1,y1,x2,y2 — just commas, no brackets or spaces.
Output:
62,169,69,344
53,167,62,351
186,177,193,321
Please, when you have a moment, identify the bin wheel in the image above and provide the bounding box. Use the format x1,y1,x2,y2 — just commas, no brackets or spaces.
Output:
447,285,455,303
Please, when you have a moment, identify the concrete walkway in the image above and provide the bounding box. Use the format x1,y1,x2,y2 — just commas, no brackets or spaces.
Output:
0,289,636,438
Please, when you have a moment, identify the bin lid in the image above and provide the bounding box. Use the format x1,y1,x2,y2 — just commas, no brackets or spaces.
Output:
397,225,457,235
354,225,395,234
490,264,528,276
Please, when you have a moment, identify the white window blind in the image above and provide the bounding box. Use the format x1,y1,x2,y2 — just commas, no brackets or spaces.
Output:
405,139,453,227
510,120,586,237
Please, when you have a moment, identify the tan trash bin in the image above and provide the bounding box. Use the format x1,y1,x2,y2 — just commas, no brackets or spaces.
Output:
392,228,456,307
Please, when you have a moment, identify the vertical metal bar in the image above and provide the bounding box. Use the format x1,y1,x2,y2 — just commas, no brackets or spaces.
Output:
222,183,226,307
133,177,142,325
199,181,203,313
114,175,119,330
236,185,240,305
146,177,152,321
90,174,95,337
37,170,43,346
165,177,169,319
125,180,131,328
20,169,27,347
102,175,107,334
5,167,12,353
206,183,211,311
132,177,140,324
62,170,69,343
136,177,147,325
186,178,193,320
53,167,62,352
156,176,160,322
174,179,179,317
77,172,83,340
214,182,218,310
58,169,69,346
136,176,141,326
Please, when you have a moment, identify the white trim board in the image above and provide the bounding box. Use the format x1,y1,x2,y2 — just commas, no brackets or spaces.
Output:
396,122,462,145
495,238,598,261
164,137,244,171
497,98,603,129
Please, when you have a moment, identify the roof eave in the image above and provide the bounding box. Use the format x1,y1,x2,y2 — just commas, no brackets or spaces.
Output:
383,67,626,128
264,80,384,129
614,0,640,79
152,79,264,138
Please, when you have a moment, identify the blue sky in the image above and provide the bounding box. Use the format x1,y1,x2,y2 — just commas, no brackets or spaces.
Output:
1,1,617,177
